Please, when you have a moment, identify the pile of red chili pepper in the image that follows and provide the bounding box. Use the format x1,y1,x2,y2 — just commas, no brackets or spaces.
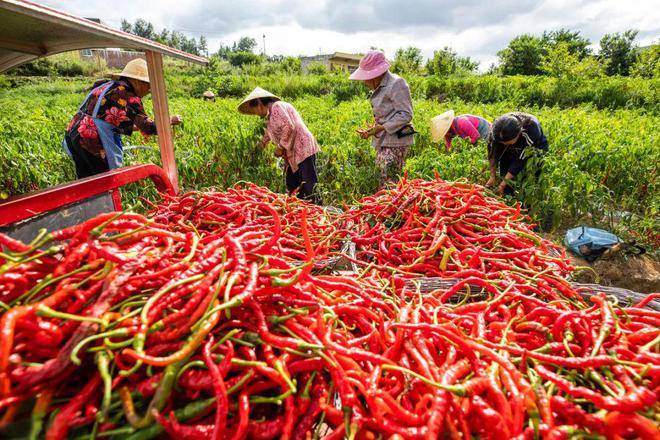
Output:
0,180,657,440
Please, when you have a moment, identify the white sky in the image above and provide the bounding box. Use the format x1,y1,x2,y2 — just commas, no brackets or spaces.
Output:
42,0,660,70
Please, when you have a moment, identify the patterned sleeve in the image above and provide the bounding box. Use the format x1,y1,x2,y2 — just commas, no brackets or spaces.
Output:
125,95,157,136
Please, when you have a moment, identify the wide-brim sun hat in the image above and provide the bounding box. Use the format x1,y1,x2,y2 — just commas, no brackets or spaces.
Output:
238,87,281,114
111,58,150,83
430,110,455,143
349,50,390,81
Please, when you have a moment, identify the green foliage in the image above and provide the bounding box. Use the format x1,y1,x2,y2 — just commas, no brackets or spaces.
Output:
152,69,660,111
497,35,547,75
391,47,424,75
198,36,208,57
227,51,263,68
599,30,639,76
424,75,658,110
279,57,302,75
234,37,259,53
217,36,259,59
130,18,155,39
307,62,328,75
426,47,478,76
7,54,103,77
541,43,603,79
120,18,205,56
631,44,660,78
542,29,592,59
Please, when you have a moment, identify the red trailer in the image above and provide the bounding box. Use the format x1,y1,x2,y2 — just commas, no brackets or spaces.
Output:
0,0,208,241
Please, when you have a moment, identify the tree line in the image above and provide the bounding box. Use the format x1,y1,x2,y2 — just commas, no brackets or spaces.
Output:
120,19,208,56
119,19,657,78
391,29,657,78
496,29,656,78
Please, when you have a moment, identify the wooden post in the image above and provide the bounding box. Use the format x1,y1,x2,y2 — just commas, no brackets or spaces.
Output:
145,50,179,194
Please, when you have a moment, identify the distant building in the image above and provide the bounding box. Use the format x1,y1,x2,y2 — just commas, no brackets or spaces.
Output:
78,18,144,68
79,48,144,69
300,52,362,74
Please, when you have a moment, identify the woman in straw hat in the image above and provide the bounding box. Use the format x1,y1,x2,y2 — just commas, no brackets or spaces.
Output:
350,50,415,188
430,110,491,152
63,58,182,178
238,87,321,204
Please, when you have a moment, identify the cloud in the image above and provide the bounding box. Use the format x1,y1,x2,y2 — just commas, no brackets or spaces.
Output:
39,0,660,69
295,0,542,34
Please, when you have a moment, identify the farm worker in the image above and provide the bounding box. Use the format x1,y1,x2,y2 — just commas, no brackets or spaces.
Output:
63,59,182,178
487,112,548,196
238,87,321,204
351,50,415,188
430,110,491,151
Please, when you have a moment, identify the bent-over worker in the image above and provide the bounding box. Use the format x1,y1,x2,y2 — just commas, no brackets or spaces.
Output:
238,87,321,204
63,59,182,178
487,112,548,196
351,51,415,188
430,110,491,151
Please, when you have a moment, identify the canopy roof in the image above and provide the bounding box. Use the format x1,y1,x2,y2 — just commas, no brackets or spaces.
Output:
0,0,208,73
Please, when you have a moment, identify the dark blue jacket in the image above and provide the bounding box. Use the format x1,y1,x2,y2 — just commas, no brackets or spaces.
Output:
488,112,548,176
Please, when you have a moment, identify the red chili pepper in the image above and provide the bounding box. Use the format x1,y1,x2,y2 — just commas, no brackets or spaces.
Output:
248,415,285,440
45,374,101,440
550,395,605,434
202,336,232,438
230,390,250,440
536,365,657,412
604,411,660,440
153,409,215,439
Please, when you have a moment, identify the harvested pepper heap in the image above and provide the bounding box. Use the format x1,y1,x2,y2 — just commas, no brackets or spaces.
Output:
0,180,658,440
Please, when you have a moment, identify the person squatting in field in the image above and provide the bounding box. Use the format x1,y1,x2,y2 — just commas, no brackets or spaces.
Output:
238,87,322,204
352,50,415,188
430,110,492,151
486,112,548,196
63,59,182,178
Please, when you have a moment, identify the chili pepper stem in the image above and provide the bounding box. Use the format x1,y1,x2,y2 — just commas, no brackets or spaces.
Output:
37,305,108,327
381,364,467,396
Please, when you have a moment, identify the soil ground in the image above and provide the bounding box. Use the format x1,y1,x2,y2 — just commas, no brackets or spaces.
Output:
544,230,659,294
569,253,660,294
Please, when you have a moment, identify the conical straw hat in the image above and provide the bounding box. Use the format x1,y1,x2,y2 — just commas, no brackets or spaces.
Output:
111,58,150,83
430,110,455,143
238,87,281,114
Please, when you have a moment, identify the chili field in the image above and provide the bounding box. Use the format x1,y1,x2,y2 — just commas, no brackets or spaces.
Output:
0,76,658,245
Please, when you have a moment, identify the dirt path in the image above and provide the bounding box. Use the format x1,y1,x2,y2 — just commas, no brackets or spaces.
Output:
570,254,660,294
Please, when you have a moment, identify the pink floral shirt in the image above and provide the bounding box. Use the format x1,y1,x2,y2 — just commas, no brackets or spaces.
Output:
262,101,320,172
